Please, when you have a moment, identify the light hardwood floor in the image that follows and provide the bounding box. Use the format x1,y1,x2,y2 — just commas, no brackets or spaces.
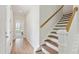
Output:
11,38,34,54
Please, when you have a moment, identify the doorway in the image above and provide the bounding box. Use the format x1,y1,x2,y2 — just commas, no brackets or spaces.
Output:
15,20,24,48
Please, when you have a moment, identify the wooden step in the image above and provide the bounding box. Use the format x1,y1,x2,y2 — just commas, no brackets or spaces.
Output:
63,14,72,16
47,38,59,44
58,21,69,23
53,27,65,30
63,16,71,19
59,19,69,22
45,41,59,52
58,20,68,23
55,25,66,27
54,25,66,29
51,31,57,34
62,18,69,20
57,22,68,24
49,33,58,37
45,40,58,47
36,50,45,54
63,15,71,17
58,21,68,23
48,35,58,39
42,44,58,54
63,13,72,16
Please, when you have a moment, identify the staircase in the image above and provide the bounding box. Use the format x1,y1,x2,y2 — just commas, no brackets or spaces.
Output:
36,13,72,54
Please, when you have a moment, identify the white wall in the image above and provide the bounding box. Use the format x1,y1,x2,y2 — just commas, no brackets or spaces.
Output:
58,5,79,54
58,30,79,54
69,10,78,33
0,6,6,53
25,6,39,50
74,5,79,33
63,5,73,14
40,5,62,25
40,5,63,44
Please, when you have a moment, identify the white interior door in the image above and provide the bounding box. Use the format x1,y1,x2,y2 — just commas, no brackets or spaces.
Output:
5,6,14,54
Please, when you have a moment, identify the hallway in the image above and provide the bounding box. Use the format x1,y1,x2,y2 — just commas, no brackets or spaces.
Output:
11,38,34,54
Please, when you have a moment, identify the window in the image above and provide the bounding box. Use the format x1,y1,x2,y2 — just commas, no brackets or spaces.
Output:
16,22,21,32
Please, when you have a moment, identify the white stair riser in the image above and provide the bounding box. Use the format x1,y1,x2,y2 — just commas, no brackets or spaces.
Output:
41,47,49,54
48,34,58,37
47,37,59,44
51,30,58,32
45,42,59,52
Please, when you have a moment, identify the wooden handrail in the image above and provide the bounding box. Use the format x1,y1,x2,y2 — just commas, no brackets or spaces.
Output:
66,7,78,32
40,5,64,28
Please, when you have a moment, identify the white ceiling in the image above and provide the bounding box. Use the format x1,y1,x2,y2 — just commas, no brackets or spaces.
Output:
12,5,33,15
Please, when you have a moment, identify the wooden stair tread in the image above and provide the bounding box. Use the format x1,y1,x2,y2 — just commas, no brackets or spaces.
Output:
59,19,69,22
63,15,72,17
49,33,58,37
46,38,58,44
48,35,58,39
63,14,72,17
36,50,45,54
55,25,66,27
63,13,72,15
42,44,58,54
63,16,71,19
63,15,71,17
45,40,58,47
59,20,69,23
57,22,68,24
63,16,71,18
53,28,65,30
51,32,57,34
